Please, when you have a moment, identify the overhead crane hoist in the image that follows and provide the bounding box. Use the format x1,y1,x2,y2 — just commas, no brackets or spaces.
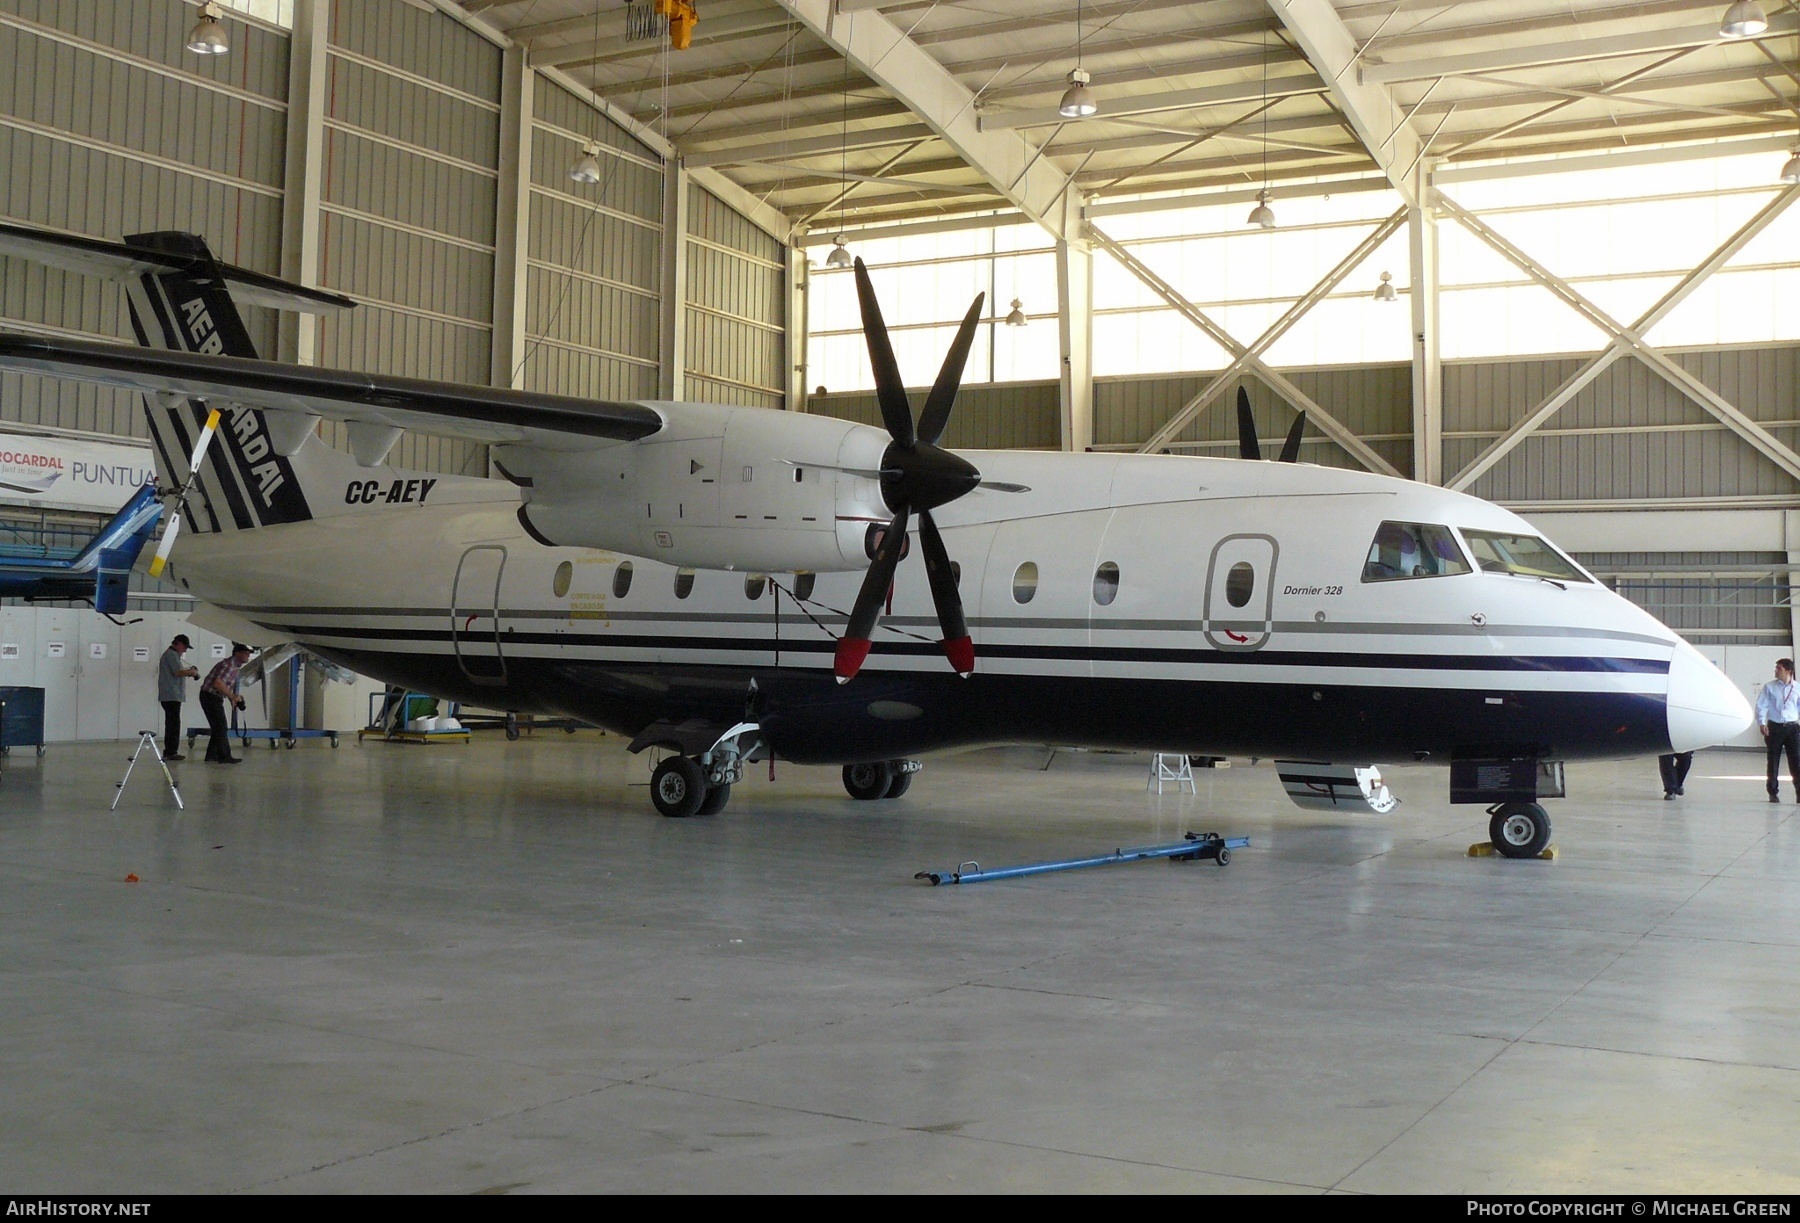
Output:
631,0,698,51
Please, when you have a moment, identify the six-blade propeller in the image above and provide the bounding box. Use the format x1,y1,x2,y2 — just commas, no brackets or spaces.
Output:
1235,386,1307,463
834,259,986,683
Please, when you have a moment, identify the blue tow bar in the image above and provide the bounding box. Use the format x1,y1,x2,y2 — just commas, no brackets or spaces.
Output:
915,831,1250,886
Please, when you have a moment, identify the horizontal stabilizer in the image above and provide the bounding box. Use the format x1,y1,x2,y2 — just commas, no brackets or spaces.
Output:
0,334,666,449
0,222,355,315
1274,760,1398,814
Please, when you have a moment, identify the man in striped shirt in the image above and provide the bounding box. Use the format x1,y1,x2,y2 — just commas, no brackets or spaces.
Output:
200,643,253,765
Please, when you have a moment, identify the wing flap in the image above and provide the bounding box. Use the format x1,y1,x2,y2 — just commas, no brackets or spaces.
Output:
0,334,665,448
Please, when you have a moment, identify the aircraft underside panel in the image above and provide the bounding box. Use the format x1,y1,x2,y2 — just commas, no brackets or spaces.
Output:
301,642,1674,767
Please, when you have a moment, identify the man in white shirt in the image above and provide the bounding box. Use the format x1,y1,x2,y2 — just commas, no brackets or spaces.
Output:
1755,657,1800,802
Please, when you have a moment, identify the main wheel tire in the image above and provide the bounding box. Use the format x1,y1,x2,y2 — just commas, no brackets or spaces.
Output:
883,767,913,799
652,755,708,818
844,761,894,801
696,782,732,816
1489,803,1551,859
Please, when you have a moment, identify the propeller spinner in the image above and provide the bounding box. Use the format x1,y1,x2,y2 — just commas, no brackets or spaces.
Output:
834,258,986,683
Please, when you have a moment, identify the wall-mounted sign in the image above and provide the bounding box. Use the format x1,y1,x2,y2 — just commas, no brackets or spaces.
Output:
89,642,107,660
133,647,150,662
46,641,65,658
0,430,155,514
210,642,228,658
0,643,18,660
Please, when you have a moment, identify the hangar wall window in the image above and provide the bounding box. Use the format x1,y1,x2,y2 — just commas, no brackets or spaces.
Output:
216,0,294,27
1362,522,1471,582
808,226,1060,392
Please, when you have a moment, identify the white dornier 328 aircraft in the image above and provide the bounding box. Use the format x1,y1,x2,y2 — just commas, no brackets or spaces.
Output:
0,223,1753,856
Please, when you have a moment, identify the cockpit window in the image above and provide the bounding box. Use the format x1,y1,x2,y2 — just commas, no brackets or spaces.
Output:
1460,530,1589,582
1362,521,1471,582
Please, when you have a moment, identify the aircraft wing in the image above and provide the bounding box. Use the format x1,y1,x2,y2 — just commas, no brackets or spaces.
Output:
0,333,666,449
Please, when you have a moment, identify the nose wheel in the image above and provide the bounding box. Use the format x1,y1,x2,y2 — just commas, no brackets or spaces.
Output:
1488,802,1552,859
844,759,920,801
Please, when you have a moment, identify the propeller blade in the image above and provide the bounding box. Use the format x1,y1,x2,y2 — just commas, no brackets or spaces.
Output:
917,511,973,677
147,405,221,578
916,292,985,446
186,405,222,477
1278,410,1306,463
979,480,1030,493
852,258,915,448
146,513,181,579
1236,387,1261,461
834,506,911,683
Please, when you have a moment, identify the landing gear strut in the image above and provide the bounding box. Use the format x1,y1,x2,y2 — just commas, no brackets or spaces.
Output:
844,759,920,801
651,722,759,818
1488,802,1552,859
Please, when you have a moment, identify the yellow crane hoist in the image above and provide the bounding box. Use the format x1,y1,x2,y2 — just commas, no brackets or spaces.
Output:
653,0,698,50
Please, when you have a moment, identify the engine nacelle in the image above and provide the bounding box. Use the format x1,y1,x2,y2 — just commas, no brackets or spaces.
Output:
496,403,893,573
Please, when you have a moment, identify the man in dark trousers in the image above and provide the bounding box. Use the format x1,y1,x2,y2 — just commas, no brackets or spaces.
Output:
1658,751,1693,800
157,634,199,761
1756,657,1800,802
199,643,253,764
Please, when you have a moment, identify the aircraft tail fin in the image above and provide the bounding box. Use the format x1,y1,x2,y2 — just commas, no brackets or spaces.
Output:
120,231,320,536
67,479,164,614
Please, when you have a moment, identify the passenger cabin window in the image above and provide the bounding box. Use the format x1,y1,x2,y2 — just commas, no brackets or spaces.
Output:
1093,562,1120,607
1362,521,1471,582
745,574,767,600
1225,562,1254,608
552,561,572,598
673,569,695,599
612,561,633,598
793,572,816,601
1012,562,1038,604
1461,530,1589,582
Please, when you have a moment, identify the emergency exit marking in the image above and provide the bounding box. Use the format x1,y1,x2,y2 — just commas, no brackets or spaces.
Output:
89,642,107,660
0,643,17,660
133,647,150,662
210,643,228,658
46,642,65,658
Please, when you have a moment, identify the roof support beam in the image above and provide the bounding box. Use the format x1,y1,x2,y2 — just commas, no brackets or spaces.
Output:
684,123,934,168
1267,0,1423,207
1360,14,1799,84
1439,185,1800,491
1127,208,1406,457
770,0,1076,240
1087,224,1401,477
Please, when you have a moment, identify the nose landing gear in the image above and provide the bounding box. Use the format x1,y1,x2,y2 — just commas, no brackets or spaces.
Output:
844,759,921,801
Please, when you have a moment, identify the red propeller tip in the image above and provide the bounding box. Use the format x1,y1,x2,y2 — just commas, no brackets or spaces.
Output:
943,636,974,676
834,636,873,681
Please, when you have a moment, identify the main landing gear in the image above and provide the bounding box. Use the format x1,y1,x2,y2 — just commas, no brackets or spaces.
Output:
651,722,758,819
1488,802,1552,859
843,759,921,801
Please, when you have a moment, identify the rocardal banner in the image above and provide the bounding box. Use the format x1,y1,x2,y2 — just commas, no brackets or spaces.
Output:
0,430,154,513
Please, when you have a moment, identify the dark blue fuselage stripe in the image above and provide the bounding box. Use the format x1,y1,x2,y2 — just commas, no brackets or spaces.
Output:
261,622,1671,675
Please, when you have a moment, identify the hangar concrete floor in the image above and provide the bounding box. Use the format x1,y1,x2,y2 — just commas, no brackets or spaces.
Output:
1,734,1796,1194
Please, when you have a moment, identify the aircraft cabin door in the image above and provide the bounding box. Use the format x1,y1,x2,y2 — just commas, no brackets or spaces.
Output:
452,545,507,687
1204,534,1278,651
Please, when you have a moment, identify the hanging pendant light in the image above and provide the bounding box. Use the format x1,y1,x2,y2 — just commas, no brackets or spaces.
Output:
1058,0,1099,119
1059,68,1098,119
186,2,229,55
1720,1,1769,37
1373,271,1398,302
1247,189,1276,229
1782,146,1800,183
568,141,603,184
826,237,853,268
1005,299,1028,327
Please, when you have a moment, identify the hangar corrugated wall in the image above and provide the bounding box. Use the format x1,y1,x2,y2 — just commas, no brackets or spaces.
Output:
686,186,786,410
522,76,662,401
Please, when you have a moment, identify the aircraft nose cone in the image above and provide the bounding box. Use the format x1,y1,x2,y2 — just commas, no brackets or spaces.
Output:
1666,639,1753,752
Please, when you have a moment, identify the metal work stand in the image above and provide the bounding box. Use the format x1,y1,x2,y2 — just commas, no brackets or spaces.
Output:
112,731,184,811
1147,753,1197,795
